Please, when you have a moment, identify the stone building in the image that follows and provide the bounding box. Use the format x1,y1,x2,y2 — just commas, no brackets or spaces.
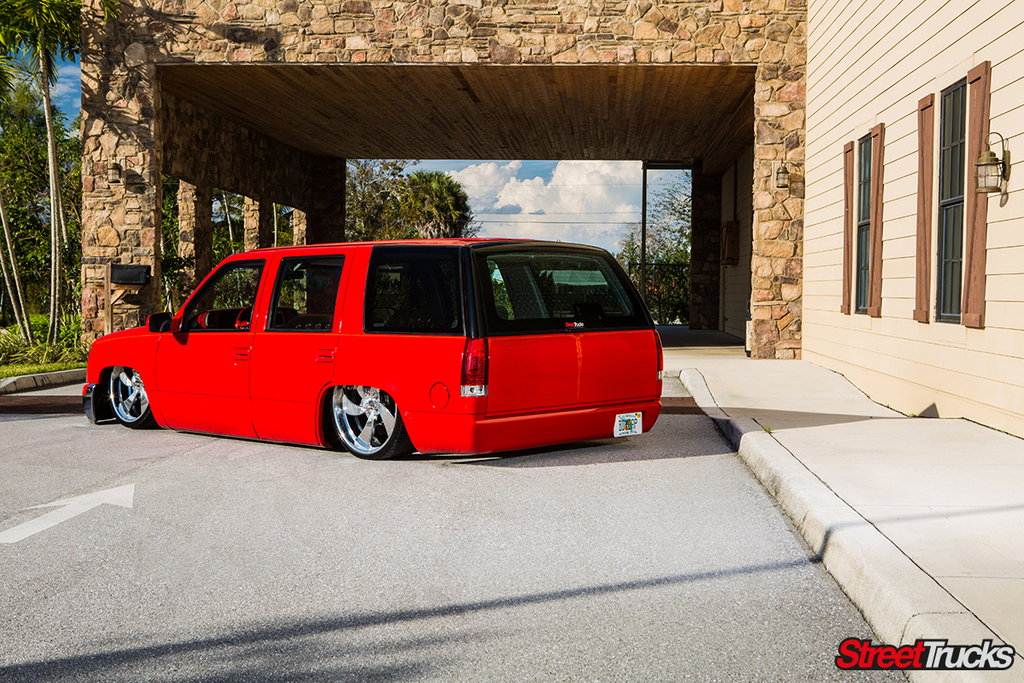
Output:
80,0,808,358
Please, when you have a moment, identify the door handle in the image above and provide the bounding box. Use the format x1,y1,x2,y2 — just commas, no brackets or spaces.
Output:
315,349,335,363
234,347,250,361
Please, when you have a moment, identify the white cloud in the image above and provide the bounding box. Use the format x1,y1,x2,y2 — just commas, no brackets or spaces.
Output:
451,160,643,255
450,160,523,209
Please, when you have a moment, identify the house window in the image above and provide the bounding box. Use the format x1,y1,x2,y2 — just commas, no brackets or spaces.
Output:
856,134,872,314
937,79,966,322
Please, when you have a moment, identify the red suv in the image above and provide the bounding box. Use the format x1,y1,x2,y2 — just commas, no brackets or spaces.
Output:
84,240,663,459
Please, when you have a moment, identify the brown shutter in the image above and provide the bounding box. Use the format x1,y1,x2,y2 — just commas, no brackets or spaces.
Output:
962,61,991,328
914,95,934,323
867,123,885,317
841,141,855,314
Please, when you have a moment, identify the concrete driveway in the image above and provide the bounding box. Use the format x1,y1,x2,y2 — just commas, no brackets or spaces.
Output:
0,382,900,682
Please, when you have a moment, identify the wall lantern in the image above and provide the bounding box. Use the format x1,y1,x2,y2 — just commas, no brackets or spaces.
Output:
108,159,123,184
976,133,1010,194
775,162,790,189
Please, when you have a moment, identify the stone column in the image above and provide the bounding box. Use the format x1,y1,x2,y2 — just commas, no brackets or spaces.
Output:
689,165,722,330
303,158,346,245
177,181,213,302
749,17,806,359
291,210,307,246
243,197,274,251
80,0,162,344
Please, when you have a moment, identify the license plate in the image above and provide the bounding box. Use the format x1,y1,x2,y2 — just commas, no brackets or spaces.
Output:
614,412,642,437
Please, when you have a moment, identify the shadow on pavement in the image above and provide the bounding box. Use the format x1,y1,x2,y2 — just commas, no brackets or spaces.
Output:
0,556,821,683
715,407,905,431
0,395,81,416
447,413,733,468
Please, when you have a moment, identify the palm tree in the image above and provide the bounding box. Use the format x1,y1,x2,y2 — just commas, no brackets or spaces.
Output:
0,0,118,342
405,170,476,239
0,52,32,342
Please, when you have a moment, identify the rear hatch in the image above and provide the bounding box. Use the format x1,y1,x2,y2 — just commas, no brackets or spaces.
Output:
471,244,660,416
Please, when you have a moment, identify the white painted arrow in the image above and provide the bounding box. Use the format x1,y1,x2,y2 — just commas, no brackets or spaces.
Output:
0,484,135,544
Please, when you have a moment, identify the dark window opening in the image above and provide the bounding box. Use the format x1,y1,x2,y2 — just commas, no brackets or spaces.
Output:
937,79,966,323
856,135,872,314
183,261,265,331
365,247,463,335
267,256,346,332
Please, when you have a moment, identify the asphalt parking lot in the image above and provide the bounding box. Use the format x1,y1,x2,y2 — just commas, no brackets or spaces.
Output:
0,384,901,682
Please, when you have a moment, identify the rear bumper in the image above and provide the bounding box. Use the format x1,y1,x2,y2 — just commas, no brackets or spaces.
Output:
406,398,662,455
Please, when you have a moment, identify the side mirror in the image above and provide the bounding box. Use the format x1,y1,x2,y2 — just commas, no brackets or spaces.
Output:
147,312,172,333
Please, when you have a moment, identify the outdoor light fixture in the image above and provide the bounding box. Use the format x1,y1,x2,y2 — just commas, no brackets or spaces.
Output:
775,162,790,189
976,132,1010,194
107,159,123,184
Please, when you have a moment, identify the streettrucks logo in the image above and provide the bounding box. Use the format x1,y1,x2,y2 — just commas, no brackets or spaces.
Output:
837,638,1015,671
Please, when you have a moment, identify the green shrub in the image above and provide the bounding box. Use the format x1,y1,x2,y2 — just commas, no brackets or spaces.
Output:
1,316,88,366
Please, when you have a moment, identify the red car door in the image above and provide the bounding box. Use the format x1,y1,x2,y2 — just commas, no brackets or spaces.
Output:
155,259,267,438
249,253,349,445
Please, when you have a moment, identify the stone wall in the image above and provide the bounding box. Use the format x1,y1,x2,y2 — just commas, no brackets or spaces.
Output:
81,0,806,355
750,18,805,359
144,0,804,68
83,0,162,340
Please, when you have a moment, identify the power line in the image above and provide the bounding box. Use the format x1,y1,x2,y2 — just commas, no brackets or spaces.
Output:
476,211,640,216
475,219,638,225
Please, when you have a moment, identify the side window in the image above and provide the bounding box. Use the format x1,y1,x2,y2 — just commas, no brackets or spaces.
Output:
183,261,264,331
267,256,346,331
365,248,462,334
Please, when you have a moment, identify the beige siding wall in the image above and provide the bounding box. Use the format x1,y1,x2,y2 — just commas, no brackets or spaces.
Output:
720,145,755,340
804,0,1024,435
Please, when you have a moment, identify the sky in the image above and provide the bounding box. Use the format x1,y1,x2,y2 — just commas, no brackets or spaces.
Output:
53,58,684,256
52,57,82,122
411,159,685,255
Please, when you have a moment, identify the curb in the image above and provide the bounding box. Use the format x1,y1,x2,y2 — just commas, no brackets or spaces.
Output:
679,368,1018,683
0,369,87,395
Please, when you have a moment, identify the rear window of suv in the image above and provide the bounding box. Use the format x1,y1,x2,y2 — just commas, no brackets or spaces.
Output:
476,250,649,335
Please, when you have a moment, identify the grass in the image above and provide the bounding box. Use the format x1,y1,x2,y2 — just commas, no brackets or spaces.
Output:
0,361,86,380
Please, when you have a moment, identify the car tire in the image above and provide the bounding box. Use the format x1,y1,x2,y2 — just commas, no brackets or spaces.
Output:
330,385,414,460
108,366,157,429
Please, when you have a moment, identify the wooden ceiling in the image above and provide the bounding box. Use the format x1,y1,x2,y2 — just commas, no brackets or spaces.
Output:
158,63,755,175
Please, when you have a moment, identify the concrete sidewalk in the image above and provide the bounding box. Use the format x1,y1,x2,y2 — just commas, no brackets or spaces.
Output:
666,348,1024,681
0,368,86,395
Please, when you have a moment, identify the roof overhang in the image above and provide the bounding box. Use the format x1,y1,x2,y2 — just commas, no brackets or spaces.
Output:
159,63,755,175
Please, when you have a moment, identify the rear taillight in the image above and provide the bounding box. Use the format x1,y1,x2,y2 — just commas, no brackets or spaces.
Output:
654,330,664,381
461,337,488,397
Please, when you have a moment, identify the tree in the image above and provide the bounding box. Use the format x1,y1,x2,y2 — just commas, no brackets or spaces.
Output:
617,172,692,325
0,71,27,340
345,159,417,242
0,177,31,341
0,0,118,342
405,169,478,239
345,161,478,242
0,73,75,341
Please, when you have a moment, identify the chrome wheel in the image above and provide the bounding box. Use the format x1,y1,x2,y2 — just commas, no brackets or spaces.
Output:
331,386,413,460
109,366,155,428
